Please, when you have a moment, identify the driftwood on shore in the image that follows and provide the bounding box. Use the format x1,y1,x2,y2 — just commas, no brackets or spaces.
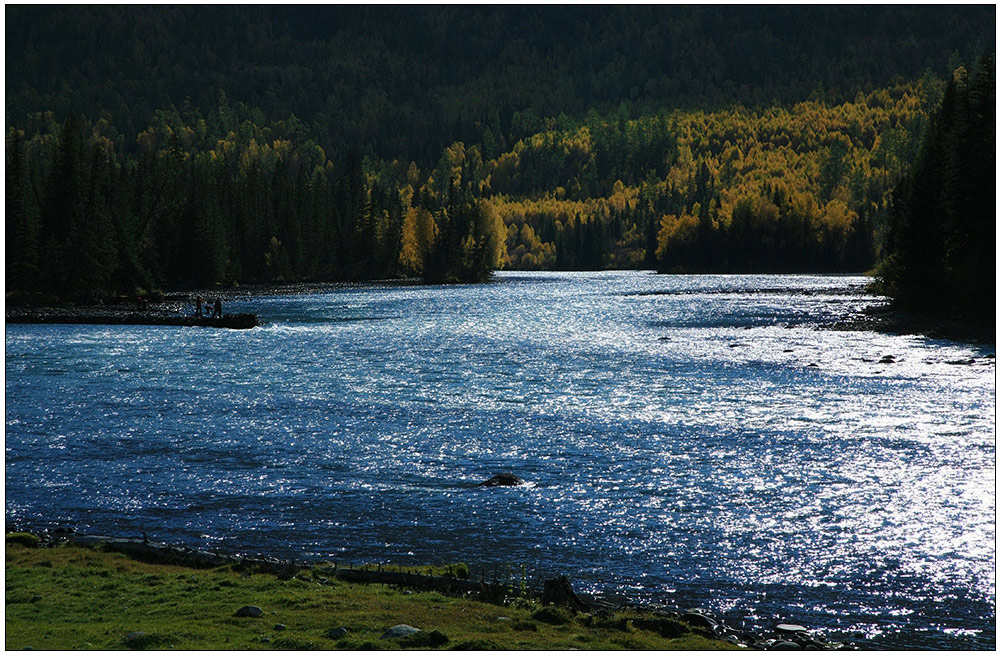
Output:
6,309,260,329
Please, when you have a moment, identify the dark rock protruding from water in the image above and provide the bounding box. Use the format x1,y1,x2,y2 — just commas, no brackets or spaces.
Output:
477,473,523,487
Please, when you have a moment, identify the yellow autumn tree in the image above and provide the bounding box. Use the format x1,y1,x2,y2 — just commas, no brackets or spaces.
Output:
398,206,437,275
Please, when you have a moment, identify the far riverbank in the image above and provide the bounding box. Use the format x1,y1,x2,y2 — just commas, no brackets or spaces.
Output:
8,273,991,342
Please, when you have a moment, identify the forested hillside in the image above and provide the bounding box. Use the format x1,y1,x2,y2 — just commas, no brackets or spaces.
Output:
7,6,991,163
5,6,994,300
481,80,935,272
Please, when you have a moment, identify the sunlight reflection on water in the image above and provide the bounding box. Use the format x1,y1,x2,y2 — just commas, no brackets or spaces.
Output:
5,271,995,648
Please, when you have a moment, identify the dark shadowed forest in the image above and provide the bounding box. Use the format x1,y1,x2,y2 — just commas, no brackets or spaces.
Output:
5,5,995,324
877,56,995,335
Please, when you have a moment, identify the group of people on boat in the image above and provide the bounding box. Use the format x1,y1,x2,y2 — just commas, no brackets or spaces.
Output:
194,296,223,319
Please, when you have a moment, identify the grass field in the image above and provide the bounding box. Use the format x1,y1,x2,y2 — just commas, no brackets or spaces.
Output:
5,536,737,650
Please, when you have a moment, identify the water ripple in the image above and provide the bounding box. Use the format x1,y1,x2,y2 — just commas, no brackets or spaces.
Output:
5,272,995,649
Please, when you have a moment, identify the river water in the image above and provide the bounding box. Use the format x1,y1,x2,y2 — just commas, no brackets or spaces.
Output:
5,272,995,648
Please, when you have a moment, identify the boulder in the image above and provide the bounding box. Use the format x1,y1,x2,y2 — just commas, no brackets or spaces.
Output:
399,630,449,648
235,605,264,618
681,611,717,630
770,640,803,650
380,624,421,640
326,627,349,640
477,473,523,487
122,632,160,649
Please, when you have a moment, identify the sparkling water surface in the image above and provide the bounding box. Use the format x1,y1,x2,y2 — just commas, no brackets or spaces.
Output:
5,272,995,648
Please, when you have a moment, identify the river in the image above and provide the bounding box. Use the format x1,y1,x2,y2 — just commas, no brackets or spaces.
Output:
5,271,995,648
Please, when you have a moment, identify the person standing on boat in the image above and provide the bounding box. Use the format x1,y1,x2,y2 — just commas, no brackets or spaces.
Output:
195,296,203,317
212,297,223,319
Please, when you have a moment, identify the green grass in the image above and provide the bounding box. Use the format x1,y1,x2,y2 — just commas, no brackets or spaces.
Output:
5,540,740,650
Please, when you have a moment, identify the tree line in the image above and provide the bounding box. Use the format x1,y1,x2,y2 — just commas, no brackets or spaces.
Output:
5,105,505,302
2,76,951,300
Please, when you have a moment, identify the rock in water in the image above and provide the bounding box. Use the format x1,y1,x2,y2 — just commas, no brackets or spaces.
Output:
380,624,421,639
477,473,523,487
235,605,264,618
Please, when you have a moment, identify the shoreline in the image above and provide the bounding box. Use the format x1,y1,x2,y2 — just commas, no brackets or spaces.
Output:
5,306,261,329
7,526,851,651
8,274,993,344
3,278,426,329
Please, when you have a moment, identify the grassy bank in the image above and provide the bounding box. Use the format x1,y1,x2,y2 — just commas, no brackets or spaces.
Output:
5,538,737,650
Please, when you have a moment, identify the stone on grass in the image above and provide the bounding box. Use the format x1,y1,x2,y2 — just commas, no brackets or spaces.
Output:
380,624,421,639
541,575,591,611
326,627,349,640
399,629,449,648
681,611,717,630
122,631,159,649
235,605,264,618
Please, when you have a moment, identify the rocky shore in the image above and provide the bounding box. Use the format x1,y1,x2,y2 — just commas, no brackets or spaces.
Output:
5,279,431,330
12,526,851,651
828,299,994,343
6,287,261,330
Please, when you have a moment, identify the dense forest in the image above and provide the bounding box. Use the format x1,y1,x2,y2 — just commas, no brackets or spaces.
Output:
878,55,995,336
5,6,995,301
483,80,935,273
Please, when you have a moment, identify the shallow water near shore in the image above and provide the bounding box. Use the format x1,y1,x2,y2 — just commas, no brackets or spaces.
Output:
5,271,995,649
